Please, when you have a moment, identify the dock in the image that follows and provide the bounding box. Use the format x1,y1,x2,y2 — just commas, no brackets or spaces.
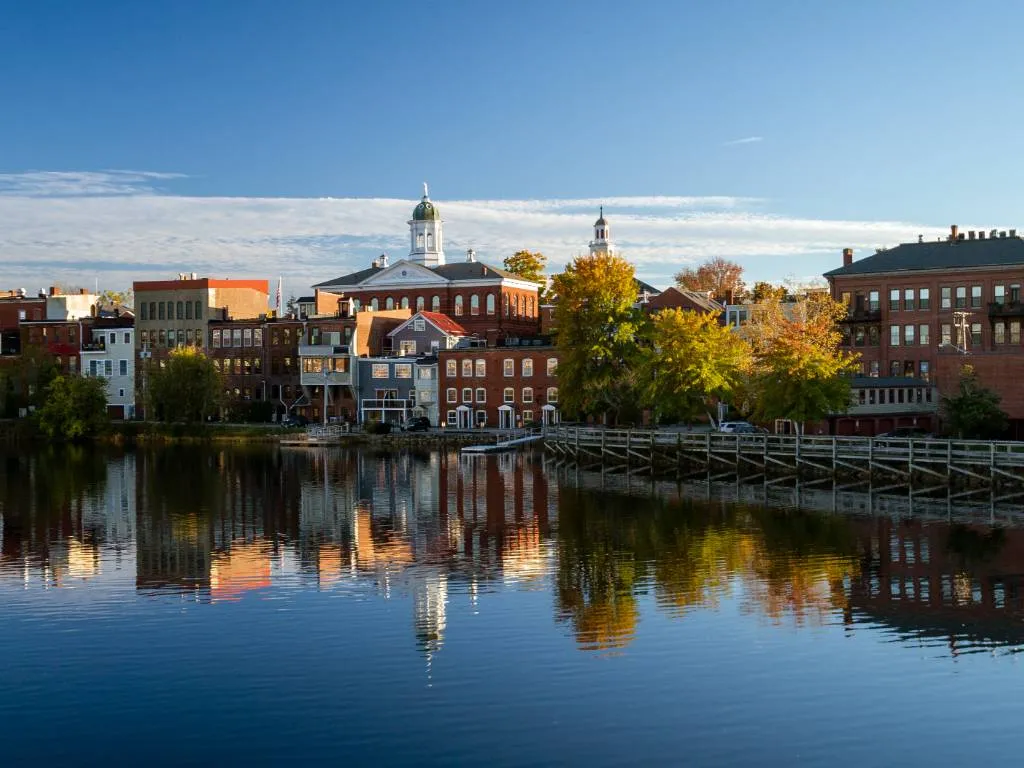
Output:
462,431,544,454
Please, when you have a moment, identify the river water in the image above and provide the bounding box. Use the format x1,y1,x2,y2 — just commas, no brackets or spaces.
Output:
2,445,1024,766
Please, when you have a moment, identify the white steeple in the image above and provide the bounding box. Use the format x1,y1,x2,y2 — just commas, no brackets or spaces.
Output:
589,206,612,256
408,183,445,267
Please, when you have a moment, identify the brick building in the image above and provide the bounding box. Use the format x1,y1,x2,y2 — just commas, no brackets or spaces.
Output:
438,341,559,429
0,290,46,356
312,187,542,343
20,319,84,375
825,226,1024,436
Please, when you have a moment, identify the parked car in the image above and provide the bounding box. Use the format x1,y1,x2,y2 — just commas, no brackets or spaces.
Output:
877,426,933,440
403,416,431,432
281,414,309,427
719,421,757,434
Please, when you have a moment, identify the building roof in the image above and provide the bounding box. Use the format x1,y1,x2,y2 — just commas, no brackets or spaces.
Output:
312,266,384,289
412,196,440,221
644,285,722,313
634,278,661,296
825,237,1024,277
315,260,525,289
388,311,468,338
296,296,315,303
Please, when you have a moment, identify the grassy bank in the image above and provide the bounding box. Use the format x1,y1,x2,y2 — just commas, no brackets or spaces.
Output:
103,421,305,444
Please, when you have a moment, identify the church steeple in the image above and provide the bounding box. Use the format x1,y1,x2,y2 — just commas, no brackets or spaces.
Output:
589,206,612,256
409,183,445,267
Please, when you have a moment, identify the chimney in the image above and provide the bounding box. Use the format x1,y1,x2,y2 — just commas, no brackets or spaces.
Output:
980,231,986,239
991,229,998,239
724,288,734,305
1001,231,1008,239
466,248,476,263
842,248,853,267
950,224,959,241
49,286,57,296
969,230,976,240
79,288,87,295
1011,229,1018,238
918,234,923,243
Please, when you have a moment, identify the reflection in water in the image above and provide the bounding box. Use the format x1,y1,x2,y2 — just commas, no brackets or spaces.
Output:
3,445,1024,661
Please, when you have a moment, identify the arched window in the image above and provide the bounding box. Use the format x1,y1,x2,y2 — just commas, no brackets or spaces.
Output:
471,294,480,316
547,387,558,403
426,232,433,249
370,298,379,311
385,297,394,310
419,296,428,311
401,297,409,309
416,232,424,248
431,295,440,312
454,295,464,316
486,294,496,315
503,294,510,317
352,299,361,312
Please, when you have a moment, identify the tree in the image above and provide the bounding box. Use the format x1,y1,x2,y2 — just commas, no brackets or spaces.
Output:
1,347,59,417
750,281,788,303
674,257,746,302
504,250,548,299
98,289,133,310
745,294,858,433
35,374,109,440
551,252,641,422
942,364,1008,439
640,308,751,423
147,347,223,423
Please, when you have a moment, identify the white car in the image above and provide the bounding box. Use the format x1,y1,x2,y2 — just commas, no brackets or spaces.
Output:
719,421,757,433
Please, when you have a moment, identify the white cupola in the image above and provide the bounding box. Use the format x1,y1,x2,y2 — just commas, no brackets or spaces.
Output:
589,206,612,256
408,182,445,267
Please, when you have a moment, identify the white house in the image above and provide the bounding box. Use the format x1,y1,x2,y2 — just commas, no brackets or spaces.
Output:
81,319,136,419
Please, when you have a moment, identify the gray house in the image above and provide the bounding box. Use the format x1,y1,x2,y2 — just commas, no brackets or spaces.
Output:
387,311,469,356
357,354,439,426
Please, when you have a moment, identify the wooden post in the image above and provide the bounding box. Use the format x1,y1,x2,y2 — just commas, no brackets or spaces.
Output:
627,429,632,467
651,431,656,469
601,429,606,459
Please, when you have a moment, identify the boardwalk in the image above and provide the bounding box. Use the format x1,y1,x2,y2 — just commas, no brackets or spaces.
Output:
543,426,1024,499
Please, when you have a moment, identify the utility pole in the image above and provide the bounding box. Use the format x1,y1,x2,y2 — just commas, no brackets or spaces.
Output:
953,311,972,354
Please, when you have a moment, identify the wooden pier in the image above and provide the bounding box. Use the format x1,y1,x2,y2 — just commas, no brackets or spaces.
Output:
543,426,1024,499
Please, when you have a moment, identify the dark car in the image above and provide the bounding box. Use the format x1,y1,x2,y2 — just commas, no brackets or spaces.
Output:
877,426,932,439
282,414,309,427
403,416,431,432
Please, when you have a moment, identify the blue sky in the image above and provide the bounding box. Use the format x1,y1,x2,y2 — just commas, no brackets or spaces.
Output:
4,0,1024,298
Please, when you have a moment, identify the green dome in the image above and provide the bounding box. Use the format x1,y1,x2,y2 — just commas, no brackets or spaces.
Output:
413,197,440,221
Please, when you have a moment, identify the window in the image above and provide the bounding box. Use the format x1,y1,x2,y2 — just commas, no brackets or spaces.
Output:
841,291,851,308
471,294,480,315
868,326,880,346
174,301,182,319
903,361,915,378
522,387,533,403
486,294,496,315
243,328,253,347
233,329,243,347
124,332,130,345
1013,284,1022,303
503,358,514,376
854,327,865,347
941,287,951,309
904,288,915,311
118,388,125,398
195,301,202,320
519,359,533,376
104,360,113,377
185,301,193,320
995,285,1006,305
395,364,412,378
995,322,1006,344
418,366,434,380
159,329,166,346
547,358,558,376
971,323,982,347
384,297,393,310
454,295,464,316
955,286,966,308
475,410,487,426
503,387,515,403
890,360,901,377
372,363,389,378
919,361,930,381
918,324,929,345
177,329,185,346
868,291,879,312
430,296,438,312
889,325,900,346
476,387,486,403
447,410,457,426
140,303,148,321
462,359,473,377
522,410,534,423
158,302,165,320
889,288,900,311
253,328,262,347
167,329,176,348
218,329,228,347
1013,321,1022,345
186,329,194,345
503,294,511,316
971,285,982,308
446,388,457,403
941,324,951,345
462,387,472,403
919,288,930,310
547,387,558,403
904,325,914,345
368,298,378,311
413,318,425,331
399,340,417,356
869,361,879,378
446,359,457,377
868,389,877,405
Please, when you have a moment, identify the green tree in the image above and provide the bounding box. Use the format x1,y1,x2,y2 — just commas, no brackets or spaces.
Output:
746,294,858,433
1,347,59,416
551,252,641,422
503,250,548,299
35,374,109,440
674,257,746,302
942,364,1008,439
750,281,788,303
148,347,223,423
640,308,751,423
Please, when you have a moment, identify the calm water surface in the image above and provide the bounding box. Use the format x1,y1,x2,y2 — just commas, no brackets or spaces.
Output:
2,445,1024,766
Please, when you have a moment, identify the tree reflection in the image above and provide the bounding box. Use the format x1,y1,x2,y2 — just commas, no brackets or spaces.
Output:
555,489,861,650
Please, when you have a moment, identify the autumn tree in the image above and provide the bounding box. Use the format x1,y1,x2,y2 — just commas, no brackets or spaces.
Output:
750,281,788,303
640,308,751,424
942,365,1008,439
551,252,642,422
674,257,746,302
504,250,548,299
745,294,858,433
99,289,134,310
35,374,109,440
147,347,223,423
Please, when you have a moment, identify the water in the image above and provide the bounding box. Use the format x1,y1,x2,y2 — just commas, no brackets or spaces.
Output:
2,445,1024,766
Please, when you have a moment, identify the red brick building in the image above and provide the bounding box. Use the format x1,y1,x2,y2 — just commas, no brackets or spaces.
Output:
825,226,1024,436
438,342,559,429
0,290,46,356
20,319,84,375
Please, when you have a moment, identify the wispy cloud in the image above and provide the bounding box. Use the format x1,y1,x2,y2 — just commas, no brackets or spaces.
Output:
722,136,763,146
0,169,940,299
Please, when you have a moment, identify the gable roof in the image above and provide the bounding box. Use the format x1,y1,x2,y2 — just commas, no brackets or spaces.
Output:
312,265,384,288
646,285,723,313
388,311,469,338
634,278,661,296
824,237,1024,277
312,260,533,289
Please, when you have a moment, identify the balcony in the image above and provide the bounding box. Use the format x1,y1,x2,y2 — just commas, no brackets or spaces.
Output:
298,343,350,357
80,340,106,353
988,301,1024,318
360,398,415,410
840,308,882,324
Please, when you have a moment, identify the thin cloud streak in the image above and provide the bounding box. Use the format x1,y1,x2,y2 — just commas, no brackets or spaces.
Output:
722,136,764,146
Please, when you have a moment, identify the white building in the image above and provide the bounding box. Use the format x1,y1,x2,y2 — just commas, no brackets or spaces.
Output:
81,320,136,419
46,288,99,320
